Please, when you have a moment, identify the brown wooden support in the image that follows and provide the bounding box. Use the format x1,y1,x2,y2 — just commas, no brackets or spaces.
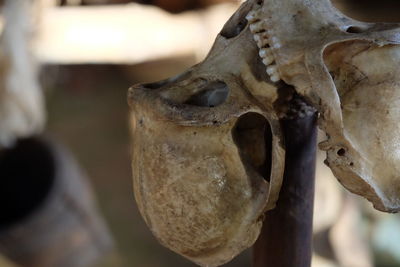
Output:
253,97,318,267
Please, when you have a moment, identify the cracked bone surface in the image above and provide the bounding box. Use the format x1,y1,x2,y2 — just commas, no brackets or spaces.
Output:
128,0,400,265
128,1,285,265
245,0,400,212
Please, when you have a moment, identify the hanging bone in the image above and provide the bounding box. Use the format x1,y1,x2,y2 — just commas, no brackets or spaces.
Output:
245,0,400,212
128,2,285,266
128,0,400,265
0,0,45,148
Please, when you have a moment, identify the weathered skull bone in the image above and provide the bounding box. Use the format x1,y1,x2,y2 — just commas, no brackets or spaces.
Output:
128,2,286,266
128,0,400,265
245,0,400,212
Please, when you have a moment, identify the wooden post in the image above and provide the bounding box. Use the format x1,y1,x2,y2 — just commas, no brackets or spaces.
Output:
253,97,318,267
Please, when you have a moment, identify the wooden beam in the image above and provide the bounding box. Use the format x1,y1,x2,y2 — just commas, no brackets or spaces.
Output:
34,3,239,64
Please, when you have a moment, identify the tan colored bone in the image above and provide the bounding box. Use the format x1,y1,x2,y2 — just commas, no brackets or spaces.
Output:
324,42,400,211
247,0,400,212
129,0,400,265
128,1,286,265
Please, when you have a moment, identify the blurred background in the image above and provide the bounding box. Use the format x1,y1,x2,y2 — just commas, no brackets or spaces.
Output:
1,0,400,266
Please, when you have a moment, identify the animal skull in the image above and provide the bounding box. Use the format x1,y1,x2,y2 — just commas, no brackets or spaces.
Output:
128,3,285,266
245,0,400,212
128,0,400,265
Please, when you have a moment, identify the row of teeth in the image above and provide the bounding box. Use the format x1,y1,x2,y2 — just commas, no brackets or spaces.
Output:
246,7,282,83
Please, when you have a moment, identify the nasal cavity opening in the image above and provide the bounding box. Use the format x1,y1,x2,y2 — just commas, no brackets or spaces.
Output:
184,81,229,107
142,80,169,89
232,113,273,182
0,138,55,230
142,71,191,90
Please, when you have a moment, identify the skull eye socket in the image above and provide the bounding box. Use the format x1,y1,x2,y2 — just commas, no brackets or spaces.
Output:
233,113,272,182
184,81,229,107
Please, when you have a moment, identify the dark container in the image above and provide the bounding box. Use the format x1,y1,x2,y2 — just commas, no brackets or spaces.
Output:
0,137,113,267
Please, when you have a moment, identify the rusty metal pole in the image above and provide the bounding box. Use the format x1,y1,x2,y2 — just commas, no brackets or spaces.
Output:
253,97,318,267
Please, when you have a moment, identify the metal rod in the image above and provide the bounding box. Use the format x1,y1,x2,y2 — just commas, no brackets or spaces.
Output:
253,97,318,267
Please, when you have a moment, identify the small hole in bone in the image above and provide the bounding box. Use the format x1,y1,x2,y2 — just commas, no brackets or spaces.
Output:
233,113,272,182
346,26,365,33
337,148,346,156
184,81,229,107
